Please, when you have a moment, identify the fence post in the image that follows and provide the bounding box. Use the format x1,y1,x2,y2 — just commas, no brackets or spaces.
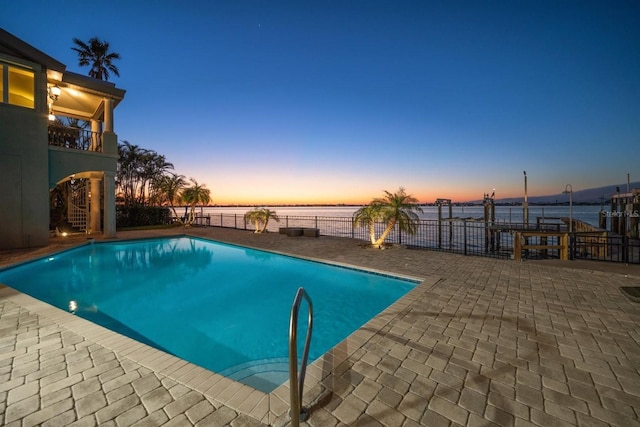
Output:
516,232,525,261
560,233,569,260
464,220,468,256
569,233,574,260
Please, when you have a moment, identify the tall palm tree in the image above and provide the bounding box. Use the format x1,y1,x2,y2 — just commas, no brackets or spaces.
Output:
182,179,211,226
116,141,147,206
245,208,280,233
372,187,423,248
72,37,121,81
153,173,187,221
141,152,174,205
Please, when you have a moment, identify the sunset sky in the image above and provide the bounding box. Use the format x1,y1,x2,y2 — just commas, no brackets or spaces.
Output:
4,1,639,204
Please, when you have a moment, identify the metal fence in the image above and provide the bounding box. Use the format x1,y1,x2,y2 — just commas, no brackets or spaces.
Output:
188,214,639,264
570,232,640,263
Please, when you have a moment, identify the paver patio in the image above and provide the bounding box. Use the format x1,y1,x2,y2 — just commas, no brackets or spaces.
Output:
1,227,639,426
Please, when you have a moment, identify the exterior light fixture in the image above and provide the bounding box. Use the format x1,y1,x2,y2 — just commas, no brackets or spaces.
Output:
48,85,61,101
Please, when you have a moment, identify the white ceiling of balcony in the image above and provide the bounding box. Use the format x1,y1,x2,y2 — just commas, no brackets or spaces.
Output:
52,85,105,120
51,71,125,121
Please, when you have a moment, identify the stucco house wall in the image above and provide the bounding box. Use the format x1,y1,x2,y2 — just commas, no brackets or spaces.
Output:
0,63,50,249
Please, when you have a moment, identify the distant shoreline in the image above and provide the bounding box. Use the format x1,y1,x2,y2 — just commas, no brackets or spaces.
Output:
184,202,607,208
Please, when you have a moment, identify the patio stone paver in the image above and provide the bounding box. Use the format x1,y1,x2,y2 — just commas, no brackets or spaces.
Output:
0,226,639,426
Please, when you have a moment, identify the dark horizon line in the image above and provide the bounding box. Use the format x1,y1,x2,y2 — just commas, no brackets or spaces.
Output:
183,201,607,208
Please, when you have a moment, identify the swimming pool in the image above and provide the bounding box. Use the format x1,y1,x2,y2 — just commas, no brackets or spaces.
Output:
0,236,417,392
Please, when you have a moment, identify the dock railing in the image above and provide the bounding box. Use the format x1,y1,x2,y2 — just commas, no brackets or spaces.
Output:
513,231,569,261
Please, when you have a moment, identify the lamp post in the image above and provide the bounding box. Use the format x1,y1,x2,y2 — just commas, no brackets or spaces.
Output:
523,171,528,228
562,184,573,232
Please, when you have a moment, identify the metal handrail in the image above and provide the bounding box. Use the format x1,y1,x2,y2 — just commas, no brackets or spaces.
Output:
48,125,103,152
289,287,313,426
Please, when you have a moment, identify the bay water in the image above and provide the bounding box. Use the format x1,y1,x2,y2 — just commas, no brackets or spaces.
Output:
192,205,606,227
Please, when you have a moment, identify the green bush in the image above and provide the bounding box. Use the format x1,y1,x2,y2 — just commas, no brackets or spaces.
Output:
116,206,172,228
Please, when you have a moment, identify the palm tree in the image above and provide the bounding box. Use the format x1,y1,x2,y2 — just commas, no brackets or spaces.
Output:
116,141,147,206
372,187,423,248
153,173,187,222
141,152,174,205
354,188,423,248
72,37,121,81
353,204,381,245
245,208,280,233
182,179,211,226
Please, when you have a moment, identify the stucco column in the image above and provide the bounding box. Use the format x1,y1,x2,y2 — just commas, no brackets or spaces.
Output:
91,120,101,151
103,171,116,238
103,98,114,133
90,178,101,234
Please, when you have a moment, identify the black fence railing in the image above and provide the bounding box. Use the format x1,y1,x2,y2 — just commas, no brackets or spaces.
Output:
570,232,640,263
185,214,639,264
48,126,102,152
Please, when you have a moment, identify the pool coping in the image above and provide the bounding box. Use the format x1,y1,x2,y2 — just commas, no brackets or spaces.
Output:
0,234,435,425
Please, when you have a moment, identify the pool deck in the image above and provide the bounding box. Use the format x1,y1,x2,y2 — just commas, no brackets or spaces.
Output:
1,227,640,426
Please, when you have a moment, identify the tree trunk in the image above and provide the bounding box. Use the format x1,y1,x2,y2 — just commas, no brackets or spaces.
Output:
373,219,396,248
188,204,196,225
169,204,182,223
368,220,376,245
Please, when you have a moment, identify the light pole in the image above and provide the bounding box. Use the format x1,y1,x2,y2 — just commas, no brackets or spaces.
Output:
563,184,573,232
523,171,528,228
562,184,573,260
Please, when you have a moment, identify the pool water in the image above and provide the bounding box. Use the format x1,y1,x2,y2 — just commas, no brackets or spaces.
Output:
0,237,417,392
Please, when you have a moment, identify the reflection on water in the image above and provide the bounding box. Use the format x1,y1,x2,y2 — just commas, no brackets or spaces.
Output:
112,238,213,274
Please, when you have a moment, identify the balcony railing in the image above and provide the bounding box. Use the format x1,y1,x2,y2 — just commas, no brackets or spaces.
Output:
48,125,102,152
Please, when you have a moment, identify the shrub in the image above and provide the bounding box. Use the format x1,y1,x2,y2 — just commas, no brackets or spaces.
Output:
116,206,172,228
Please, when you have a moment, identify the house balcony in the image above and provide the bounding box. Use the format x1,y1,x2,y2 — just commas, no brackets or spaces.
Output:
48,124,103,152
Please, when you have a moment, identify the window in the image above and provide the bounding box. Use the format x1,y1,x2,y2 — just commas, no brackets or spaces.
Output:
0,62,35,109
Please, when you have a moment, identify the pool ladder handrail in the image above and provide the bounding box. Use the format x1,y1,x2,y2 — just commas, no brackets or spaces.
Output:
289,287,313,426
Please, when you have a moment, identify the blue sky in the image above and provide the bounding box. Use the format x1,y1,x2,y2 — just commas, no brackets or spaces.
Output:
4,0,639,204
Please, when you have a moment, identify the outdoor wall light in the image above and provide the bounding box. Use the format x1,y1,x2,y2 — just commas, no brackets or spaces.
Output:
48,85,61,101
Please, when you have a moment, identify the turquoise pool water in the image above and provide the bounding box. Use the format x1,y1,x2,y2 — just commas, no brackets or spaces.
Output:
0,237,417,392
